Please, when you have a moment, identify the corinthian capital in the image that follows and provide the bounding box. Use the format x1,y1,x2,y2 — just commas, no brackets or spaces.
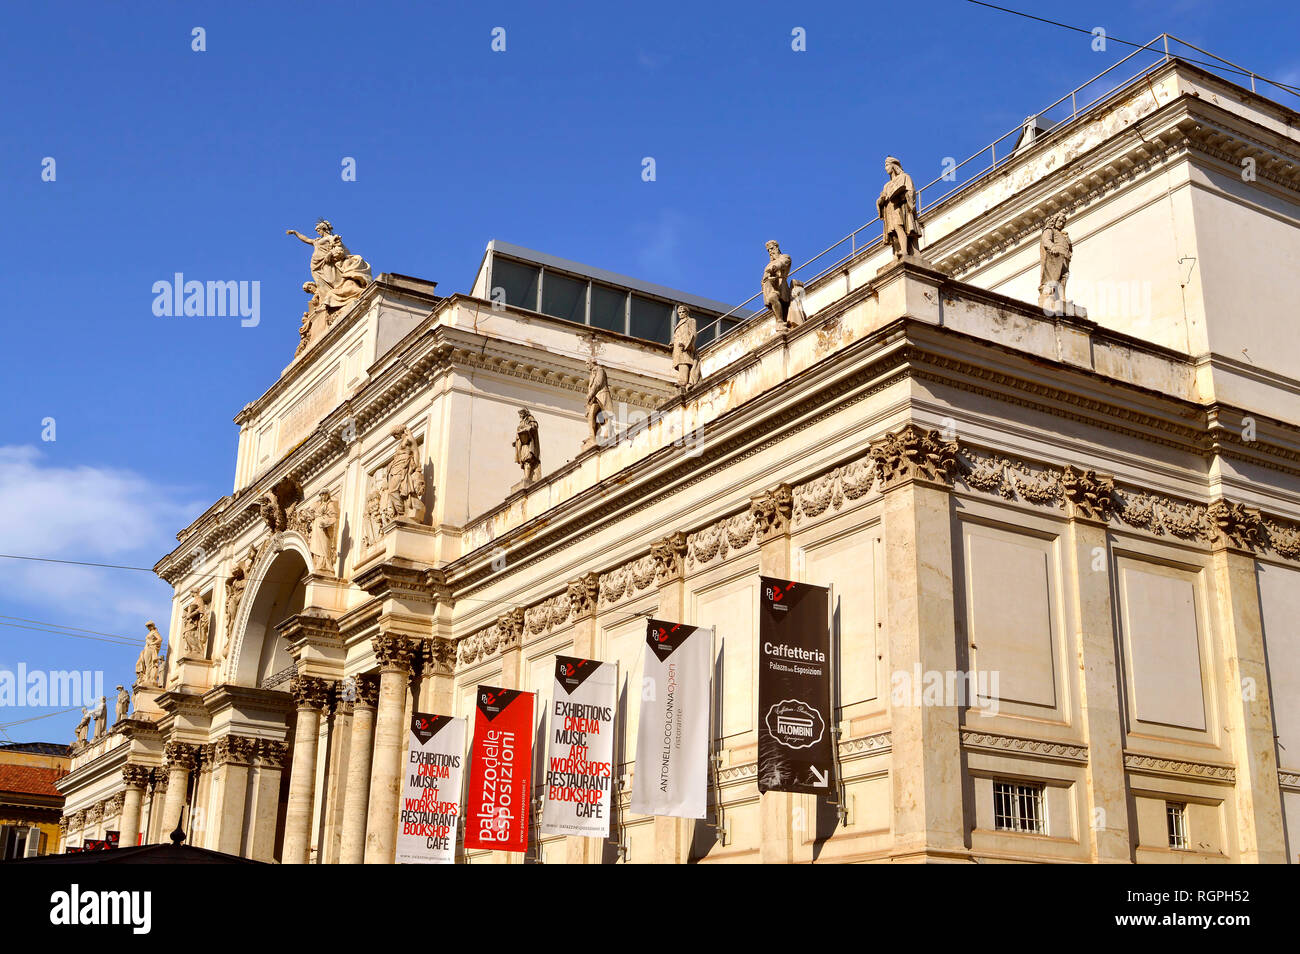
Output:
869,424,959,491
750,484,794,543
421,638,457,678
1061,465,1116,523
372,634,420,673
1208,498,1263,552
122,763,152,790
289,674,333,710
651,532,689,584
163,741,199,773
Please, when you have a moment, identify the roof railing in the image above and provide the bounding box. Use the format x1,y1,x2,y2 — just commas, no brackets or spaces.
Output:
696,33,1299,346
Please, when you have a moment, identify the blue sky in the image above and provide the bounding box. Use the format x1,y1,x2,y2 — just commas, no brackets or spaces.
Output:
2,0,1298,743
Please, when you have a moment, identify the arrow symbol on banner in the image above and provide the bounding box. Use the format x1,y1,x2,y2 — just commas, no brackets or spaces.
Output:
810,765,829,787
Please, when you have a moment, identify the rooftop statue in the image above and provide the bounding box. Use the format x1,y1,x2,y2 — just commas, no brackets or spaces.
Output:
515,409,541,484
877,157,924,260
1038,212,1084,316
73,707,90,748
286,220,373,353
585,353,613,446
671,305,700,393
135,621,165,689
114,685,130,725
761,241,794,326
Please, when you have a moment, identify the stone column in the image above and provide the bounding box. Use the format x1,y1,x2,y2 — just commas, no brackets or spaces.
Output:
145,770,167,843
364,634,421,864
283,675,333,864
752,484,799,864
340,674,379,864
208,737,259,856
873,425,965,862
160,741,199,839
118,764,150,848
651,532,694,864
564,573,603,865
247,740,288,862
1061,469,1131,862
1208,501,1286,864
320,693,352,865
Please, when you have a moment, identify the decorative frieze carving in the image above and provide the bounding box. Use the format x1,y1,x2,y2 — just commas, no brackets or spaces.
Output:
1115,490,1211,542
457,623,500,667
163,741,199,773
750,484,792,543
687,509,760,569
289,675,333,710
870,425,959,490
1207,498,1263,551
837,731,893,759
372,634,420,673
59,816,69,836
599,558,655,607
1060,465,1116,522
1265,519,1300,560
150,768,168,793
568,573,601,617
792,457,877,524
961,729,1088,763
104,793,124,817
1124,752,1235,783
651,532,689,583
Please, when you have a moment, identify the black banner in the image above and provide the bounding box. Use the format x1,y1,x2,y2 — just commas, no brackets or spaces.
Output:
758,576,833,794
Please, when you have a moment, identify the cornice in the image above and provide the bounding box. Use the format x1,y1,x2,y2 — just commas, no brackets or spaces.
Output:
961,729,1089,764
1124,751,1236,784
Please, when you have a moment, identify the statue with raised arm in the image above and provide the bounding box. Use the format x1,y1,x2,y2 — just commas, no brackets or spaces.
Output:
671,305,700,392
514,409,541,483
761,241,794,325
382,426,427,526
286,221,373,353
308,490,340,575
877,157,923,260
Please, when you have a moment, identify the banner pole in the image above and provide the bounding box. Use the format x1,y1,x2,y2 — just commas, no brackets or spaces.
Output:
827,583,848,826
708,625,726,845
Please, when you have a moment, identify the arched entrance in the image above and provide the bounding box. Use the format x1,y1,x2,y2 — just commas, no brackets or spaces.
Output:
227,541,311,861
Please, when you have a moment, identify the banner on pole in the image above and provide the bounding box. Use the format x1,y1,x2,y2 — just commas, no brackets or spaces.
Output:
465,686,534,853
631,620,711,819
541,656,618,837
396,713,465,864
757,577,834,794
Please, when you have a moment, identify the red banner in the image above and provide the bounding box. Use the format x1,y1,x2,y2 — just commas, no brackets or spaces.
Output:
464,686,534,853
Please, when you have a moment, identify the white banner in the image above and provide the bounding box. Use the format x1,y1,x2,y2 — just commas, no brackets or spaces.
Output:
396,713,465,864
631,620,712,819
541,656,618,837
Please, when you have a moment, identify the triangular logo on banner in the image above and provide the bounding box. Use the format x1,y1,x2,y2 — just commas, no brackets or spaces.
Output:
476,686,524,720
554,655,603,694
410,713,454,744
645,619,701,659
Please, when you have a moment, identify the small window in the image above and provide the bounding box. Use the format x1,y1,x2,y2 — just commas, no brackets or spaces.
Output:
1167,802,1188,849
993,781,1046,834
541,271,586,324
491,258,540,311
590,284,627,334
630,295,673,344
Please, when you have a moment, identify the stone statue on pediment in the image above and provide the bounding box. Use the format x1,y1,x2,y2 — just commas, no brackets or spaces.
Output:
73,707,90,748
787,280,808,328
221,542,260,662
877,156,924,260
382,426,427,527
515,409,541,483
136,622,165,689
762,241,794,326
1039,212,1085,316
287,220,372,355
585,354,613,447
671,305,700,392
114,685,130,725
362,474,383,548
91,696,107,741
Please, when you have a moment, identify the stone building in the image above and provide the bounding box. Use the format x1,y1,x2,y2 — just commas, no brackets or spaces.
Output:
58,52,1300,863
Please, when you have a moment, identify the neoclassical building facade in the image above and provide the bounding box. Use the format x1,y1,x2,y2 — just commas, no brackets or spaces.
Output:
59,56,1300,863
